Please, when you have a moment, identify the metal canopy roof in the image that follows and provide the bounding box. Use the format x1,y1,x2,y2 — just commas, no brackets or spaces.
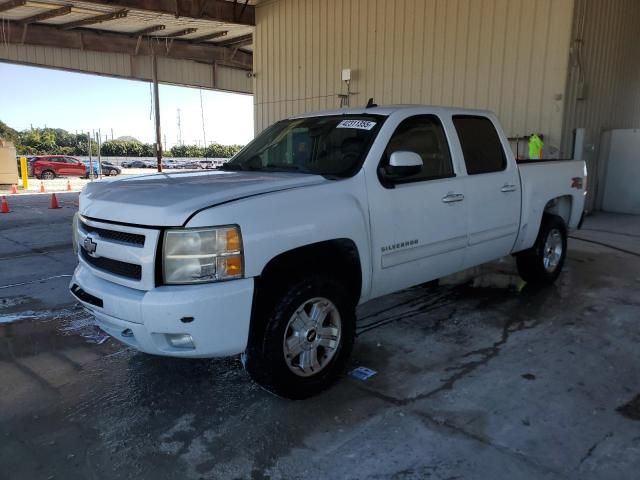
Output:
0,0,255,69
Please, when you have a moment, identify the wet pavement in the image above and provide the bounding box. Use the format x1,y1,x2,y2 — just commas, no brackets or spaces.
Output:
1,196,640,479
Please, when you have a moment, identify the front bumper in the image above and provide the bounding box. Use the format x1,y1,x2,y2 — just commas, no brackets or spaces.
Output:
70,263,254,358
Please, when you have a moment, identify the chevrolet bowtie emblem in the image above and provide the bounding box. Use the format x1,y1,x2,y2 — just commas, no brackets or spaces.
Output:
83,236,97,256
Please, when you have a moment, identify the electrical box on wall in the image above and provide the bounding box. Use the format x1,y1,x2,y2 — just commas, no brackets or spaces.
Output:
341,69,351,82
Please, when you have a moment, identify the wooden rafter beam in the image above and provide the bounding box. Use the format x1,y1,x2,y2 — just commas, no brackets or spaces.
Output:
0,0,25,13
18,6,72,25
131,24,166,36
77,0,254,26
154,27,197,38
191,30,228,43
215,33,252,48
60,9,128,30
6,21,252,69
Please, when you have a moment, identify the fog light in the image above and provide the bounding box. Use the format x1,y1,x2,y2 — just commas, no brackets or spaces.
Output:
166,333,195,349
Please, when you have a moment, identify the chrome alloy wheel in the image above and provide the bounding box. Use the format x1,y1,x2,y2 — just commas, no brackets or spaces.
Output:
283,297,342,377
543,228,563,272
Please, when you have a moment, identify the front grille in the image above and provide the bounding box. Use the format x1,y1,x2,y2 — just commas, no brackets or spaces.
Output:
81,248,142,280
80,221,145,246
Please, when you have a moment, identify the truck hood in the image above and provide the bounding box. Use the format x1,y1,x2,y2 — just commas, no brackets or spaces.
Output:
80,170,329,226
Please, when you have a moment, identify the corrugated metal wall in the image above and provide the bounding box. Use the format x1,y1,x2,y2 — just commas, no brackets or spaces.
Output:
0,44,253,94
254,0,575,151
562,0,640,210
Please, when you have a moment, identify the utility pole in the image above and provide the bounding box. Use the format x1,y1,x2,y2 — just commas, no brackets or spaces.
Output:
96,130,102,179
151,53,163,172
177,108,183,147
200,88,207,149
88,131,93,181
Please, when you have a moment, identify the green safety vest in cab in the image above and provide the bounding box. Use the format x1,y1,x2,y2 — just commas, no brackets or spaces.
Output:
529,134,544,159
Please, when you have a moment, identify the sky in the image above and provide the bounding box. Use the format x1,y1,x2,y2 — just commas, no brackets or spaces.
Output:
0,63,254,147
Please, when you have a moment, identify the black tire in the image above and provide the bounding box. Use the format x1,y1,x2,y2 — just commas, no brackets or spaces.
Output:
40,170,55,180
243,274,356,399
516,214,567,285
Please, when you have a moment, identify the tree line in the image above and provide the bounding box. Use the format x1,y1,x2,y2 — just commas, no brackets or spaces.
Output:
0,121,244,158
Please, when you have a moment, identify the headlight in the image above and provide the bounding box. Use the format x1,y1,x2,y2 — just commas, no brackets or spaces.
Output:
72,212,80,255
162,226,244,284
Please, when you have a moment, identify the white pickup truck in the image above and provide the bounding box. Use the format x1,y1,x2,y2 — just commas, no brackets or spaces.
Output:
70,105,586,398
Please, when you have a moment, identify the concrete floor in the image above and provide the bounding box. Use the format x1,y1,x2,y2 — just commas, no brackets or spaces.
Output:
1,194,639,480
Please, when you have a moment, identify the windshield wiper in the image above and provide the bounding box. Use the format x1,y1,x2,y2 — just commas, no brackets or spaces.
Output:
262,164,309,173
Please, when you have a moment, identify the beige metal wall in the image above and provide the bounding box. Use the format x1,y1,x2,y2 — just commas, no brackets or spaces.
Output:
254,0,575,150
562,0,640,210
0,44,252,94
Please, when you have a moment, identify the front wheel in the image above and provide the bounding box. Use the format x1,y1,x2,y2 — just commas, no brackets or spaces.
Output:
243,275,355,399
516,214,567,285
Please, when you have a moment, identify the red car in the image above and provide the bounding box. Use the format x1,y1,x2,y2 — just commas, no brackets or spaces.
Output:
32,155,87,180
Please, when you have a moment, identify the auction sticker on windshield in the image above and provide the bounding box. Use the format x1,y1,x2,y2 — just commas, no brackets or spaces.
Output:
336,119,377,130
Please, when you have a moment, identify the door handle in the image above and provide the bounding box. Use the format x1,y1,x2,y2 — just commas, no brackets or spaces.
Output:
442,193,465,204
500,184,517,193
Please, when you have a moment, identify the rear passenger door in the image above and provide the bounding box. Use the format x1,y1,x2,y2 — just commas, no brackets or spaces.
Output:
452,115,521,268
49,157,67,175
368,115,468,297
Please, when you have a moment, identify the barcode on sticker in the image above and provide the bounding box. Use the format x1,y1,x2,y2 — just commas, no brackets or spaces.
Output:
337,120,377,130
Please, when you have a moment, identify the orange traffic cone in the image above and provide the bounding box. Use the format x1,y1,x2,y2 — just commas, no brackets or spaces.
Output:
0,196,9,214
49,193,60,209
40,182,45,193
66,180,72,191
10,184,18,194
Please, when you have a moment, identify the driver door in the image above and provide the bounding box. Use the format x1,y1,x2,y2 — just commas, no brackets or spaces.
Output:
367,115,468,298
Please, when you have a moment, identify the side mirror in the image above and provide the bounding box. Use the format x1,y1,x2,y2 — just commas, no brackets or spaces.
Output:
384,151,423,178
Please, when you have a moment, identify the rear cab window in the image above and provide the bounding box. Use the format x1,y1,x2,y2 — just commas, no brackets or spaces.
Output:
452,115,506,175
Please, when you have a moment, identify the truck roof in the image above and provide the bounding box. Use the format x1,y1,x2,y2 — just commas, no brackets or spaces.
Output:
290,104,494,119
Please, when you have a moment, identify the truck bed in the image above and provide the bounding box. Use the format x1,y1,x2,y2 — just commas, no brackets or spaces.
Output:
513,159,586,253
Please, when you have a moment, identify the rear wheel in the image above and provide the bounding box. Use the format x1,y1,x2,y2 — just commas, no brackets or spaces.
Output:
243,275,355,399
516,214,567,285
40,170,55,180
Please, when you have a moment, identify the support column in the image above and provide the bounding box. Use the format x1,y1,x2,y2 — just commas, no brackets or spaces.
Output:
151,53,163,173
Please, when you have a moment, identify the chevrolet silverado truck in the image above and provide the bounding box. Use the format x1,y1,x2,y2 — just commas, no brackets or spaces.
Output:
70,105,586,398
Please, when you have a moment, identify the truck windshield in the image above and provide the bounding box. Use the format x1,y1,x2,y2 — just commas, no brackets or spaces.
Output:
220,114,384,177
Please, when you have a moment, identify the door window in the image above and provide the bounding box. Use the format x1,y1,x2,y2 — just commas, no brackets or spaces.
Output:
452,115,506,174
381,115,454,183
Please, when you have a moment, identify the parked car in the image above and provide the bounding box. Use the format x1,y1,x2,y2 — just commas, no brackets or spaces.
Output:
198,160,215,169
32,155,86,179
181,161,203,170
162,159,178,169
121,160,148,169
101,161,122,176
71,105,587,399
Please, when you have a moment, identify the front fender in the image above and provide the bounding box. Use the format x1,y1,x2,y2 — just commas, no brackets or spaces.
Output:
186,174,373,302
